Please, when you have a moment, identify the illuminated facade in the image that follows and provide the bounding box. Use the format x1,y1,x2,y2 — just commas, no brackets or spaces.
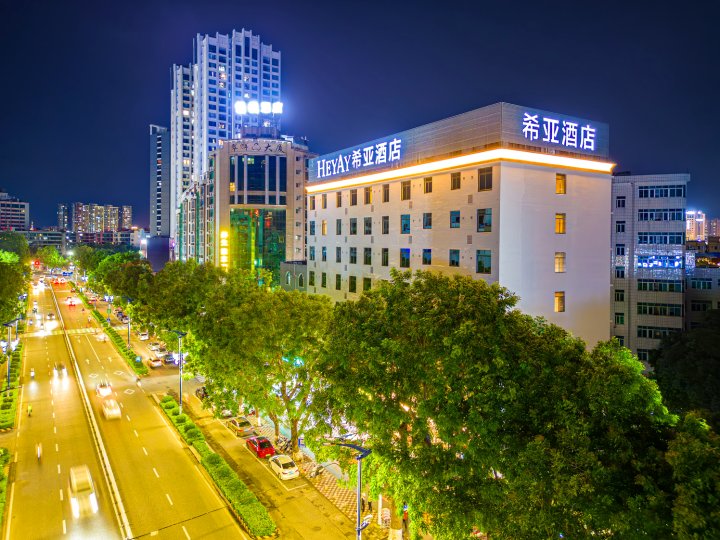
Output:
610,173,689,360
178,136,310,284
149,125,170,237
0,190,30,231
686,210,707,241
306,102,614,346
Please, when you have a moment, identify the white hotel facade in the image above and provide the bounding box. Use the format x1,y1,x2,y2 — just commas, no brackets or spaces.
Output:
305,102,614,346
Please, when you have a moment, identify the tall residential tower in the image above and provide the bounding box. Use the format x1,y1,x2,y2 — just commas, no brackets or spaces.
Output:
149,125,171,237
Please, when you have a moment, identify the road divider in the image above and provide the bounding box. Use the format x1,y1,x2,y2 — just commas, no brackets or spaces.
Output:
0,345,23,430
0,448,10,527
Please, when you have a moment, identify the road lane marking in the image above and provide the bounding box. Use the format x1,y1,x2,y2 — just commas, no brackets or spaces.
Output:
52,412,55,419
57,464,61,475
142,447,148,456
54,426,57,434
134,430,139,438
126,415,131,422
165,493,173,506
55,443,59,452
62,520,66,534
182,525,191,539
153,468,159,478
59,489,63,501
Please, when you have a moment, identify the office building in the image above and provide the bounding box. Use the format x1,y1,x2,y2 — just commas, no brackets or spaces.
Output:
686,210,707,241
610,173,689,361
149,125,171,237
178,135,310,284
708,217,719,237
57,203,69,231
170,29,283,245
0,190,30,231
121,206,132,230
306,102,613,346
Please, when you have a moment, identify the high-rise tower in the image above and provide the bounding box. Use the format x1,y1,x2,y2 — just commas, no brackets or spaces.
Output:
149,125,170,237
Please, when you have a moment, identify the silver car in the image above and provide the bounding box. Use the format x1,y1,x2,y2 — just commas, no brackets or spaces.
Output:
227,416,255,437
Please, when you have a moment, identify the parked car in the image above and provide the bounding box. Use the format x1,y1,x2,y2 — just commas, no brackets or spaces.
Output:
146,357,163,369
153,347,168,358
269,454,299,480
120,316,130,324
68,465,99,518
148,342,163,352
47,313,55,320
102,399,121,420
246,436,276,459
195,386,208,400
54,362,67,377
227,416,255,437
162,353,177,365
95,381,112,397
138,331,149,341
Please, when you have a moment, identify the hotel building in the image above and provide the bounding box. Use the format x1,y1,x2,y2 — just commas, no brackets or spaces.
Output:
305,102,614,346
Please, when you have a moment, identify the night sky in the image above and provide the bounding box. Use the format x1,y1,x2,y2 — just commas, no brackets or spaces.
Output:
1,0,717,228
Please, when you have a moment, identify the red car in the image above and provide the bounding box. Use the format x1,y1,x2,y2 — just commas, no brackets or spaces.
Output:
246,436,276,459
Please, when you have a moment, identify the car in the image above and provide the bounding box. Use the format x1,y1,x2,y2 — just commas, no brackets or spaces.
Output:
162,353,177,365
146,357,163,369
138,331,149,341
54,362,67,377
195,386,208,400
269,454,300,480
246,436,276,459
228,416,255,437
68,465,99,518
95,381,112,397
102,399,121,420
154,347,168,358
120,316,130,324
148,342,163,352
47,313,55,320
33,300,38,307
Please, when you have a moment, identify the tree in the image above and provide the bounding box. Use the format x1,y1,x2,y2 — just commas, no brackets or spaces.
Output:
312,270,677,539
73,245,110,276
89,251,141,295
34,245,66,269
0,232,29,263
651,310,720,431
0,261,26,323
0,250,19,264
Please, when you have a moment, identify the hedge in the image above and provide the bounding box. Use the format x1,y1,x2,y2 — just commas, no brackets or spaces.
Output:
0,345,23,430
159,396,277,537
0,448,10,525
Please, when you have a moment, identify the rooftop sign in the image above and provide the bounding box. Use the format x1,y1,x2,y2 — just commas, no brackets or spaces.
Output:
315,137,403,180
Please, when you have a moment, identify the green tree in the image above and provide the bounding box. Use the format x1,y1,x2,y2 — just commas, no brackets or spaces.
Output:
0,261,26,323
651,309,720,431
0,232,29,262
34,245,66,269
89,251,141,295
0,250,19,264
313,270,677,539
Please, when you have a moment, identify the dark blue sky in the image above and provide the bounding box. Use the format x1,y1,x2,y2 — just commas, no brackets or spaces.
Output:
1,0,717,228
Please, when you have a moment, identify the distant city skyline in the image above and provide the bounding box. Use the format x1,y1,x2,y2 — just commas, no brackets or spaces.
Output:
1,0,718,227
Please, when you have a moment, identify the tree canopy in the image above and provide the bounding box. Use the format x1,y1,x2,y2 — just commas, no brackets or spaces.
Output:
0,232,29,263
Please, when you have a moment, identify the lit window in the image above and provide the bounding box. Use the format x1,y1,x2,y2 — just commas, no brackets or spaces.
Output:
309,196,316,210
336,192,342,208
555,213,566,234
554,252,566,273
554,291,565,313
321,220,327,235
556,174,566,194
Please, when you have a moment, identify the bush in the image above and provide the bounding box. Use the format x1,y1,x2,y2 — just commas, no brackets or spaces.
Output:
237,502,277,537
184,428,203,442
160,395,175,404
170,407,180,416
203,453,223,468
174,414,188,424
192,439,212,458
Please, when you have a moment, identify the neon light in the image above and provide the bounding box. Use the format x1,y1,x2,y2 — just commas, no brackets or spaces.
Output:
306,148,614,194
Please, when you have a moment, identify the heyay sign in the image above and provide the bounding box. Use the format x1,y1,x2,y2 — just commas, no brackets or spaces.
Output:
316,137,402,179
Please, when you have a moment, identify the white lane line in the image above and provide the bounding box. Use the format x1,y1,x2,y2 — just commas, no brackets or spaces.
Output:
165,493,173,506
182,525,191,539
57,464,61,475
134,430,139,438
51,400,54,406
52,412,55,419
142,447,148,456
126,415,131,422
153,468,159,478
4,483,15,540
62,519,66,534
55,443,59,452
54,426,57,434
59,489,63,501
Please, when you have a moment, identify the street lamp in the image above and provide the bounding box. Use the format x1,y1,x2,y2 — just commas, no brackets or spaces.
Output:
2,317,22,392
325,440,372,540
171,330,187,413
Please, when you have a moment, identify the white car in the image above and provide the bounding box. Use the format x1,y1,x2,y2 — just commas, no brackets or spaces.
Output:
102,399,121,420
68,465,99,518
269,454,299,480
95,381,112,398
138,331,150,341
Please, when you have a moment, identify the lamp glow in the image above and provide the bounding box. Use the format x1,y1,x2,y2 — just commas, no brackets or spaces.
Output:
260,101,272,114
271,101,283,114
234,100,247,115
247,100,260,114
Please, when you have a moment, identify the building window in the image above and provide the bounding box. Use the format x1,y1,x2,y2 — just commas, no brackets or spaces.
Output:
450,211,461,229
637,326,677,339
478,167,492,191
615,290,625,302
349,276,357,293
477,208,492,232
336,192,342,208
363,277,372,292
692,278,716,290
321,246,327,262
554,291,565,313
617,336,624,346
381,248,389,266
555,213,566,234
309,246,315,261
691,300,713,312
335,274,342,290
401,214,410,234
309,221,315,235
451,172,461,190
309,196,316,210
364,248,372,265
364,187,372,204
401,180,411,201
615,266,625,278
382,215,389,234
616,221,626,233
308,271,315,286
616,244,625,256
321,220,327,235
476,250,491,274
400,248,410,268
423,212,432,229
364,217,372,235
349,218,357,235
616,196,626,208
424,177,433,194
422,249,432,265
321,193,327,209
554,252,566,273
615,312,625,325
336,246,342,263
382,183,390,202
638,303,682,317
336,219,342,235
556,173,567,194
449,249,460,267
350,247,357,264
321,272,327,288
350,189,358,206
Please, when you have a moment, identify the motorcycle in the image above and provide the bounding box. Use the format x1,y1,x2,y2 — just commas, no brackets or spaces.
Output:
30,368,35,379
36,443,42,462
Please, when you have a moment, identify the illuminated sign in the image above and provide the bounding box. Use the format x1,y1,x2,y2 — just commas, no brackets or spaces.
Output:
316,138,403,180
234,100,283,115
522,112,596,151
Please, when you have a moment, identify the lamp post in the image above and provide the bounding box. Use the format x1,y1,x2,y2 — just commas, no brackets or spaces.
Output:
325,441,372,540
122,296,134,347
171,330,187,413
2,317,21,392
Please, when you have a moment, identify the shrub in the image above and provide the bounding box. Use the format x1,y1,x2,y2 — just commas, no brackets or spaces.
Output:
192,439,212,458
237,502,277,536
160,395,175,404
184,428,203,442
170,407,180,416
174,414,188,424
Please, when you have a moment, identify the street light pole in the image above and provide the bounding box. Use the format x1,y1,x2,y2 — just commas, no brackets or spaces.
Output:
171,330,187,413
326,441,372,540
127,317,131,347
